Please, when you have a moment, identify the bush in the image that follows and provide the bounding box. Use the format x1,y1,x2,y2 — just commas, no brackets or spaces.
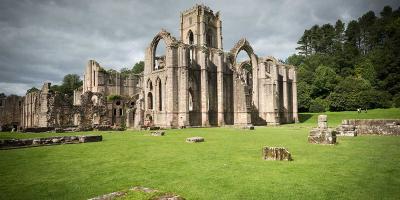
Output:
107,95,122,101
393,94,400,108
309,98,327,113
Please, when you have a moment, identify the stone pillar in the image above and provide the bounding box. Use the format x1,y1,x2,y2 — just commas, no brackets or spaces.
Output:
292,70,299,123
282,67,289,123
216,18,223,49
200,49,209,126
165,45,178,127
252,56,259,111
216,51,224,126
178,46,189,127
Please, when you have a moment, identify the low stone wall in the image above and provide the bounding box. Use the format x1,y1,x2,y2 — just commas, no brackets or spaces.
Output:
262,147,292,161
336,119,400,136
0,135,102,149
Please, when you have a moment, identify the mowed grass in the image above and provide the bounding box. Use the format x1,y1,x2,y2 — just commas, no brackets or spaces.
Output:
0,108,399,200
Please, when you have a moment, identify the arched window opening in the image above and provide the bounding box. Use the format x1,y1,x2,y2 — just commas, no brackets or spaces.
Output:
147,79,153,90
206,29,213,48
154,39,166,70
147,92,153,110
188,88,194,111
236,50,253,87
188,30,194,45
158,79,162,111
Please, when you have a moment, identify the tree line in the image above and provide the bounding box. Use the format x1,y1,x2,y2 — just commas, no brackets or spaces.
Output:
286,5,400,112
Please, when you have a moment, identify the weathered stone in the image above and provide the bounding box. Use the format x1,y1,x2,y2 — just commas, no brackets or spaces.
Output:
51,138,61,143
79,135,102,143
308,128,337,144
186,137,204,143
318,115,327,122
308,115,337,144
336,119,400,136
242,125,255,130
88,191,127,200
151,131,165,136
2,5,299,131
0,135,102,149
262,147,292,161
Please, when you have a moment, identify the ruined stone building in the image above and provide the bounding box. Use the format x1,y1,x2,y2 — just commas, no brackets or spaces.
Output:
139,5,298,128
21,83,74,130
0,4,298,131
73,4,298,129
0,94,22,131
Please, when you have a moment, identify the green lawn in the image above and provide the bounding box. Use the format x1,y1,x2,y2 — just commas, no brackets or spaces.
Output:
0,108,400,200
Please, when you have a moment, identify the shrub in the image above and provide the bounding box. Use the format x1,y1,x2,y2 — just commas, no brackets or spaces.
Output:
309,98,327,113
393,94,400,108
107,95,122,101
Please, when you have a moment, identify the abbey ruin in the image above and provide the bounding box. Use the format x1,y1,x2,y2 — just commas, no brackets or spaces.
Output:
0,5,298,131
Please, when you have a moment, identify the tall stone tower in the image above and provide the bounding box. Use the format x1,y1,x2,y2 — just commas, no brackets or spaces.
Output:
180,4,223,49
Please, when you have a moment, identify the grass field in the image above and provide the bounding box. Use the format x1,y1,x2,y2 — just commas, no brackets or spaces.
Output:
0,108,400,199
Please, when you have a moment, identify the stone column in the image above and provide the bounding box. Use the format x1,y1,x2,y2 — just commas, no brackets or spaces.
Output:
282,67,289,123
216,50,224,126
252,56,259,111
292,69,299,123
200,49,209,126
165,45,178,128
178,46,189,127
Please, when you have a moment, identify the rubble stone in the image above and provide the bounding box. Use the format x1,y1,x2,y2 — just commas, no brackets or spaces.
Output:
262,147,292,161
308,115,337,144
336,119,400,136
186,137,204,143
151,131,165,136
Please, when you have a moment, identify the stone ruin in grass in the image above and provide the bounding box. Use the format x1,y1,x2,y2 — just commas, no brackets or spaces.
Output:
308,115,337,144
0,135,102,149
186,137,204,143
336,119,400,136
151,131,165,136
262,146,292,161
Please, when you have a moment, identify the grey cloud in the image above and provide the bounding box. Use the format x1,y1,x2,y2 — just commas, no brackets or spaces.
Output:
0,0,399,95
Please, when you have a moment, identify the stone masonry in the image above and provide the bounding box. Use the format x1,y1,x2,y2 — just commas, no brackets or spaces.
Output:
308,115,337,144
336,119,400,136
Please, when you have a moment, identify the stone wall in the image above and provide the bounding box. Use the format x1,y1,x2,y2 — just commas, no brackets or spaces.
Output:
337,119,400,136
21,83,75,130
0,135,102,149
0,94,22,131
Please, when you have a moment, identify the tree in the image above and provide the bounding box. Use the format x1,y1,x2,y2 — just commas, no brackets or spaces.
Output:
312,65,337,98
132,61,144,74
26,87,39,94
61,74,82,96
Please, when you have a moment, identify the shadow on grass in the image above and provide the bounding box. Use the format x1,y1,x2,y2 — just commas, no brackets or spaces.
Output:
298,113,313,123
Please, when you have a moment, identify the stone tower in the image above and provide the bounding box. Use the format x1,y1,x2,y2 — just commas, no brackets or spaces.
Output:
180,4,223,48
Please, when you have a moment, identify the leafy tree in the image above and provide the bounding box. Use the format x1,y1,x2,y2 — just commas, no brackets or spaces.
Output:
132,61,144,74
26,87,39,94
312,65,337,98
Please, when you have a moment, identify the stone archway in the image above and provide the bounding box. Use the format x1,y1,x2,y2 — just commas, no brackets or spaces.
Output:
229,39,259,126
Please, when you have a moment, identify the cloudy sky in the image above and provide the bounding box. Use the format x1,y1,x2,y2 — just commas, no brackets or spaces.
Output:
0,0,399,95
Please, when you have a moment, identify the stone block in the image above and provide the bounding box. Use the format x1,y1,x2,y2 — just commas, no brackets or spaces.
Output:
308,128,337,144
318,121,328,129
186,137,204,143
151,131,165,136
318,115,327,122
262,147,292,161
79,135,102,143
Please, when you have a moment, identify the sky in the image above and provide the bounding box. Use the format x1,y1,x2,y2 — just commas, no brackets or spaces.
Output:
0,0,399,96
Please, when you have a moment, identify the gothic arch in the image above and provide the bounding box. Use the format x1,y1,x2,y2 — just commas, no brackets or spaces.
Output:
187,30,194,45
230,38,258,72
149,30,177,71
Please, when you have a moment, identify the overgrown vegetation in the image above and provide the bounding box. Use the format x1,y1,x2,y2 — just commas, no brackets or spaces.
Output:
49,74,83,96
287,6,400,112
